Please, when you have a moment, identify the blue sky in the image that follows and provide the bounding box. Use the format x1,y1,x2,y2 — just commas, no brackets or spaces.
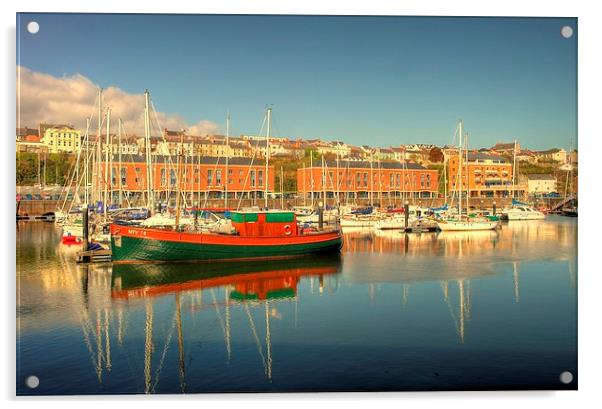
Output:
17,14,577,150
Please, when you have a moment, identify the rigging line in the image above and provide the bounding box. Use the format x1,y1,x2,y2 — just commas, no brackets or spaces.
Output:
443,283,461,338
209,289,229,357
150,100,177,170
64,145,96,214
150,308,179,393
150,99,178,203
77,308,101,376
235,147,258,211
113,119,136,208
448,123,460,210
243,302,268,373
201,152,223,210
57,122,92,212
235,114,266,210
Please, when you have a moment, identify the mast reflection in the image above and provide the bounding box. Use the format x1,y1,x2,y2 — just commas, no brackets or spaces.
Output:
99,255,342,392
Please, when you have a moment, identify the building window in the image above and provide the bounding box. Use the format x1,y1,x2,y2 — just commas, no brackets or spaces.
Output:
216,169,222,185
170,169,176,186
426,174,431,187
120,168,126,185
161,168,167,186
396,173,401,188
207,169,213,185
250,170,256,187
258,170,264,187
363,172,368,187
111,168,117,186
420,174,425,188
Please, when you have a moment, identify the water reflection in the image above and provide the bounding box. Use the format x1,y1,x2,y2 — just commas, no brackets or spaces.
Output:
67,256,342,393
16,217,577,394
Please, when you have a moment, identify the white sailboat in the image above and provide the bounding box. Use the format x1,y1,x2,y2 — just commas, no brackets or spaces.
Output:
499,140,546,221
436,120,499,232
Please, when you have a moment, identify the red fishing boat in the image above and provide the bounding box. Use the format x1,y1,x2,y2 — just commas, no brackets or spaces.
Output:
110,210,343,263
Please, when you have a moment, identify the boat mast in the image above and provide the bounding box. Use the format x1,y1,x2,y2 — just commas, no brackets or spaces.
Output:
280,166,284,209
95,88,102,204
443,149,448,203
265,107,271,209
369,151,374,207
310,154,314,206
303,163,306,206
84,118,90,205
225,111,230,209
321,156,326,206
103,107,111,220
118,118,123,207
458,120,463,215
334,151,341,204
144,90,155,214
174,133,184,229
465,131,469,213
512,139,517,199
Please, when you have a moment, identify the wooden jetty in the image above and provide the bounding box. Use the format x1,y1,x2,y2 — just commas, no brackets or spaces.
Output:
76,248,112,263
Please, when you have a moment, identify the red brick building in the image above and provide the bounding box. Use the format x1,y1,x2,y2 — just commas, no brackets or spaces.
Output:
100,155,274,201
297,160,439,201
447,152,524,198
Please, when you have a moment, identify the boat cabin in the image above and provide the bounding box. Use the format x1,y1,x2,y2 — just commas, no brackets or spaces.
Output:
230,211,300,237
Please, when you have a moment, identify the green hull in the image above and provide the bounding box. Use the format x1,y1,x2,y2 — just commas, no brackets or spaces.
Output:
111,254,343,289
111,235,343,263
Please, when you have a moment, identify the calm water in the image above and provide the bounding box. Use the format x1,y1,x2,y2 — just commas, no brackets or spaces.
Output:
16,217,577,394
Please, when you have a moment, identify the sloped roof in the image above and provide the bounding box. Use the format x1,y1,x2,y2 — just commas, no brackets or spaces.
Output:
106,155,265,166
526,173,556,180
312,160,428,170
467,152,509,163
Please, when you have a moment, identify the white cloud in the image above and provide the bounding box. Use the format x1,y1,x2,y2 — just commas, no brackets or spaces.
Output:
16,66,220,137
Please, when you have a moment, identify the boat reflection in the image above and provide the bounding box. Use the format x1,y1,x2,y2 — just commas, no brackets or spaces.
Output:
343,219,575,263
111,255,342,300
73,255,343,393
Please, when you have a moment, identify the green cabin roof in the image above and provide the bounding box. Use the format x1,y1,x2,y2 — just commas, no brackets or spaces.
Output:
230,211,295,223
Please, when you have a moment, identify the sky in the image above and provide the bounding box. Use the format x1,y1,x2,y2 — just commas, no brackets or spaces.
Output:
16,14,577,150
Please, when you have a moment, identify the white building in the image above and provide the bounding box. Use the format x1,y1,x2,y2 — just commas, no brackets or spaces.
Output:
40,125,81,154
525,174,557,196
534,148,567,164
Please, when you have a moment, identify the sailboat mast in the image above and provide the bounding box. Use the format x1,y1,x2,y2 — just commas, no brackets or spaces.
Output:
144,90,154,214
84,118,90,205
465,131,469,212
310,154,314,206
103,107,111,219
225,111,230,209
458,120,463,215
369,151,374,207
512,139,517,199
443,149,448,202
265,107,271,209
95,88,102,204
118,118,123,207
280,166,284,209
303,163,306,206
174,133,184,229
